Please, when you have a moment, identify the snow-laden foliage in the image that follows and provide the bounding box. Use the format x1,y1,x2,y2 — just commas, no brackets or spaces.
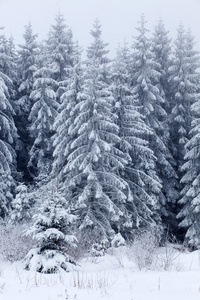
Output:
10,183,34,224
62,20,131,248
169,25,199,174
24,183,77,273
46,12,74,100
1,14,200,262
0,70,18,218
0,32,17,93
130,15,174,229
168,28,200,248
111,43,162,236
15,23,39,181
28,67,58,179
53,42,83,179
177,32,200,247
151,20,179,233
17,23,38,115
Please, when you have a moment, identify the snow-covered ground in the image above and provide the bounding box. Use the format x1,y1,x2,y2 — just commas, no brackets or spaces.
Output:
0,246,199,300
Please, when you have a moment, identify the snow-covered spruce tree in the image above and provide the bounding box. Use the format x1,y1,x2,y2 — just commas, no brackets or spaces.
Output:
10,183,33,224
24,183,77,273
130,15,176,230
52,42,84,179
151,20,172,113
151,20,179,233
15,23,38,181
0,70,18,218
17,23,38,118
0,33,17,93
61,20,130,250
111,42,162,238
176,30,200,248
28,66,59,179
168,25,195,182
46,12,74,101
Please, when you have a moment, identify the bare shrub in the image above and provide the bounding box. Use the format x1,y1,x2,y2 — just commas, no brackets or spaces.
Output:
0,220,35,263
128,230,160,270
160,243,182,271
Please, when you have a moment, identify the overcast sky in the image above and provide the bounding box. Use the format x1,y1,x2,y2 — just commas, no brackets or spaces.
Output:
0,0,200,56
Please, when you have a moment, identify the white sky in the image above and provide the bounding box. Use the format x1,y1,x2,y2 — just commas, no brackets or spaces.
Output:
0,0,200,56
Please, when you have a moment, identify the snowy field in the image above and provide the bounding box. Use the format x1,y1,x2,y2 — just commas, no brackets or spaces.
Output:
0,245,199,300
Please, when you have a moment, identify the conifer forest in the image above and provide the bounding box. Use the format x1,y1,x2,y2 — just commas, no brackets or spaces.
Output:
1,12,200,273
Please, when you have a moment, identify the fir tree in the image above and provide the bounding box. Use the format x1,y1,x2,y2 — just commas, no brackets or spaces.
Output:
24,183,77,273
46,12,74,101
15,23,38,181
176,30,200,248
53,42,83,179
168,25,197,177
130,15,173,229
62,20,130,248
0,32,17,91
0,70,18,218
17,23,38,116
112,42,162,237
151,20,179,233
10,183,33,224
28,67,58,179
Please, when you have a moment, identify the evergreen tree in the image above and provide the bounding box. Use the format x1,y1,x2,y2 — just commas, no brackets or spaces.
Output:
61,20,130,248
0,33,17,91
53,42,83,179
151,20,179,233
17,23,38,116
10,183,33,224
112,42,162,237
130,15,174,229
46,12,74,101
0,71,18,218
151,20,172,108
16,23,38,181
24,183,77,273
168,25,197,177
28,66,58,179
176,30,200,248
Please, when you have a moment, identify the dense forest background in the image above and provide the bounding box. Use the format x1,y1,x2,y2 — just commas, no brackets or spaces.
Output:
1,12,200,272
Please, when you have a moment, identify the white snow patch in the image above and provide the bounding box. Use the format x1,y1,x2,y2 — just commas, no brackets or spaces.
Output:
0,248,199,300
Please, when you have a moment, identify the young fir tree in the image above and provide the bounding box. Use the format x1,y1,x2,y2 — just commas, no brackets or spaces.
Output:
46,12,74,101
10,183,32,224
16,23,38,181
28,66,59,179
176,30,200,248
130,15,174,229
61,20,130,250
24,183,77,273
151,20,179,233
111,42,162,238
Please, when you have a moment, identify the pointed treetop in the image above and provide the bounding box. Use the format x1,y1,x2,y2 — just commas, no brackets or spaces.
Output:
87,19,109,63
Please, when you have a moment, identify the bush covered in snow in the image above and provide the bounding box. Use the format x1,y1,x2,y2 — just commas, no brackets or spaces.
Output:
0,220,35,263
